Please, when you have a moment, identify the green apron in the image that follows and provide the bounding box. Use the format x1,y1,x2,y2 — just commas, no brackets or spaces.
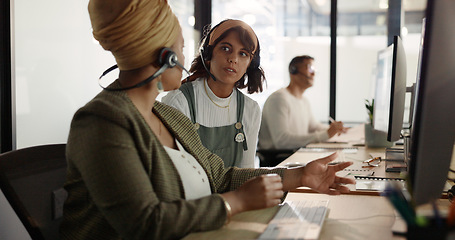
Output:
179,82,248,167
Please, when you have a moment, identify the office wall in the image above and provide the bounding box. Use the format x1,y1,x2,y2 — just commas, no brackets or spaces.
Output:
336,34,421,123
13,0,114,149
2,1,105,237
12,0,195,149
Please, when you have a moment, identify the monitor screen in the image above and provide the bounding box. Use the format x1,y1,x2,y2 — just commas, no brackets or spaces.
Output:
408,0,455,206
387,36,407,142
373,44,394,134
407,18,426,132
373,35,407,142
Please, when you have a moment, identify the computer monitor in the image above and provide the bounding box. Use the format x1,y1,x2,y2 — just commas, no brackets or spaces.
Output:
408,0,455,206
373,44,393,135
373,35,407,142
407,18,426,130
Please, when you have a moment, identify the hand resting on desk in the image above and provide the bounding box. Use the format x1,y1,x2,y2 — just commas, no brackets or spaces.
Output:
222,152,355,218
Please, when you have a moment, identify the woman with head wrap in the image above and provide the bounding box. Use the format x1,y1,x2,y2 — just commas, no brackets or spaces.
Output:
162,19,263,168
60,0,354,239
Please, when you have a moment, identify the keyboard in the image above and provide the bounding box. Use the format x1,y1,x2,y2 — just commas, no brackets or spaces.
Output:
258,200,329,240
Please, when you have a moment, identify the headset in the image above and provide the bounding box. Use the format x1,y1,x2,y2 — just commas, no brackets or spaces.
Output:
199,22,261,81
289,66,313,80
289,64,298,75
289,55,315,76
99,47,188,91
200,37,218,81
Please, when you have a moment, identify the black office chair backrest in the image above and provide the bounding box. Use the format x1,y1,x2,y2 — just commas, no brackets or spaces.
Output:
256,148,299,167
0,144,67,240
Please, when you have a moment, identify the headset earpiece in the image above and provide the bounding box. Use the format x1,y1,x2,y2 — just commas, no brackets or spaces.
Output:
201,44,212,61
159,47,178,68
289,65,298,75
200,33,217,81
99,47,185,91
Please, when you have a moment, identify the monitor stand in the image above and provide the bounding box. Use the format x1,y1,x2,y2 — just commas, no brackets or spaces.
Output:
384,134,410,173
385,148,406,172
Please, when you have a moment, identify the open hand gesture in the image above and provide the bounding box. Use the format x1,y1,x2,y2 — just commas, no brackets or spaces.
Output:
300,152,355,195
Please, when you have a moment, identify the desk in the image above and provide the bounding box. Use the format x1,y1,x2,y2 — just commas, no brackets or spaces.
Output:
184,124,452,239
282,124,398,179
281,143,451,197
184,193,408,240
280,144,403,195
280,124,395,178
281,145,396,178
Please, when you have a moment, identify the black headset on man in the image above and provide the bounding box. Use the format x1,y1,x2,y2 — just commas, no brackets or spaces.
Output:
288,55,314,80
99,47,188,91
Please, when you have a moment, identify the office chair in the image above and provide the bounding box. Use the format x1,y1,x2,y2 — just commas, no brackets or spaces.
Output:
256,148,299,167
0,144,67,240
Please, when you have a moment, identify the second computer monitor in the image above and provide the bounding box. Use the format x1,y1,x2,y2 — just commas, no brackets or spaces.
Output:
408,0,455,206
373,35,407,142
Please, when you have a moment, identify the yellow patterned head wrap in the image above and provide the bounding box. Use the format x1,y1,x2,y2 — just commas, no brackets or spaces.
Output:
88,0,181,70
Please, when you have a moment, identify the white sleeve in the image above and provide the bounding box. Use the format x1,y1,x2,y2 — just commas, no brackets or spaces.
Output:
161,90,191,119
240,99,261,168
263,95,328,149
310,122,329,132
307,105,330,141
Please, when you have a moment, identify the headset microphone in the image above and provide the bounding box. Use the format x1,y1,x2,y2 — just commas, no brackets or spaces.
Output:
175,61,191,78
301,73,312,79
200,48,218,82
99,47,189,91
291,71,312,80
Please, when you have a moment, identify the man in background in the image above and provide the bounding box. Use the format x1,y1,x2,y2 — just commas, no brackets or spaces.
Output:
258,55,347,150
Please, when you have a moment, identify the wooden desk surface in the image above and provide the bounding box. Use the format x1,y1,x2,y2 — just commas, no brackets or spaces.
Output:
279,144,404,196
281,145,400,178
184,193,407,240
280,144,451,197
183,124,452,239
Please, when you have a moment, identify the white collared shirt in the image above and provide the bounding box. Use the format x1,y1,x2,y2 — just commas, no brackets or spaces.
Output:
163,140,211,200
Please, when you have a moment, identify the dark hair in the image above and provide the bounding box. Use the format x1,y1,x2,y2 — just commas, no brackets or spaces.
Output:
288,55,314,74
188,20,266,94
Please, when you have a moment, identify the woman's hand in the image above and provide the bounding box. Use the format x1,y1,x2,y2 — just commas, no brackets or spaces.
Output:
300,152,354,195
222,174,284,215
283,152,355,194
222,152,354,217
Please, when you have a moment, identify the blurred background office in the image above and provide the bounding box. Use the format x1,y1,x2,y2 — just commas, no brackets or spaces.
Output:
1,0,425,151
0,1,425,238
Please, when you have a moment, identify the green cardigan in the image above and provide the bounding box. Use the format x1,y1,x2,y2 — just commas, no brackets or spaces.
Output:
60,86,286,240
